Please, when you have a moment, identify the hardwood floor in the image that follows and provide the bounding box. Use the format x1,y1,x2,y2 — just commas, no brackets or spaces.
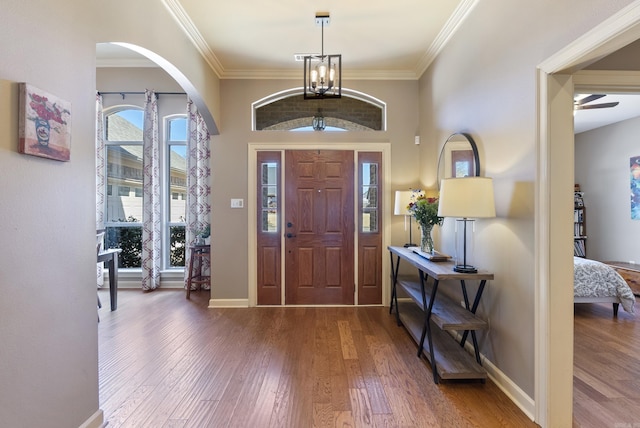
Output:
573,301,640,428
98,289,536,427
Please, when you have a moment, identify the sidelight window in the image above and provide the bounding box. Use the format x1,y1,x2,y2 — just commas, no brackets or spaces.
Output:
260,162,278,232
361,162,379,233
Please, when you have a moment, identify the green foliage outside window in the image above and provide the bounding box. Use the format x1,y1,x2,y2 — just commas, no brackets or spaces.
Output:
106,216,186,268
105,216,142,268
170,225,185,267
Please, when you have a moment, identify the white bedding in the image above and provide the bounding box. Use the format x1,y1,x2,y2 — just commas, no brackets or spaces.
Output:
574,257,635,314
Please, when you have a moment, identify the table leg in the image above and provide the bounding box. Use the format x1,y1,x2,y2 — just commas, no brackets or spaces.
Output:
186,248,195,299
459,280,486,363
109,252,118,311
389,253,401,325
417,271,429,356
418,276,440,383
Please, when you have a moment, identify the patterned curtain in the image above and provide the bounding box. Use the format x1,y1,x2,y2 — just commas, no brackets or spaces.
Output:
96,93,105,287
141,90,162,291
184,98,211,290
95,93,105,230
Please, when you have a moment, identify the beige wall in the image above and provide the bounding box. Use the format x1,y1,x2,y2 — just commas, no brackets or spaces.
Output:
213,79,421,300
0,1,101,427
94,0,221,135
419,0,635,413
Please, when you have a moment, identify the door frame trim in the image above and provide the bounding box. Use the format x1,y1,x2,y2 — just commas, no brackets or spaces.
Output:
535,2,640,425
248,142,392,307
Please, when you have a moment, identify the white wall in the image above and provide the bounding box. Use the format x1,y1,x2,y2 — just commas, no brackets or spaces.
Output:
575,115,640,262
0,1,101,427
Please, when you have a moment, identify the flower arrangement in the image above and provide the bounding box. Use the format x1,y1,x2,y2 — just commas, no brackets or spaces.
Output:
199,224,210,239
407,190,443,228
191,223,210,245
28,92,69,131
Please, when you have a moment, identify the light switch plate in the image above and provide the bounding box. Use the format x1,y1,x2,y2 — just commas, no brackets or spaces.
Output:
231,198,244,208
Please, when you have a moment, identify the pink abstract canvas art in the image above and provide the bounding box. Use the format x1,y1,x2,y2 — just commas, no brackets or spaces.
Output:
18,83,71,161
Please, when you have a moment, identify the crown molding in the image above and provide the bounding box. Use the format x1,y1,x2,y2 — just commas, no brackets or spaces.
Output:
139,0,477,81
415,0,479,78
221,68,419,80
162,0,224,78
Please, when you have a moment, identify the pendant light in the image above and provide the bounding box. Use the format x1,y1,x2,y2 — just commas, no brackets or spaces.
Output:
303,13,342,99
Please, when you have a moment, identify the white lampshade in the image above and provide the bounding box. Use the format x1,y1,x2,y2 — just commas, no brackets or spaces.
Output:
438,177,496,218
394,190,416,216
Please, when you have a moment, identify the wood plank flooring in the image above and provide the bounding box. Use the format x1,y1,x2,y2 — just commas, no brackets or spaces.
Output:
573,301,640,428
98,289,537,427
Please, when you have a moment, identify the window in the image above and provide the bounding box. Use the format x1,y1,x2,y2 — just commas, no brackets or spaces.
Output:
103,107,187,269
118,186,131,197
166,116,187,268
361,162,379,232
260,162,278,232
253,89,387,131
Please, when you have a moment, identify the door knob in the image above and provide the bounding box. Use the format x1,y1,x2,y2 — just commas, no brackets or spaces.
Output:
286,233,296,238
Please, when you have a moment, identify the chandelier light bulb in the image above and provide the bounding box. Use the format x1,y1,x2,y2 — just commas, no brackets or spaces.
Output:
317,63,327,85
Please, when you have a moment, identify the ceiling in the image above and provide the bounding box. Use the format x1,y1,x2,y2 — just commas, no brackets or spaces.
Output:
574,93,640,134
96,0,472,80
96,1,640,133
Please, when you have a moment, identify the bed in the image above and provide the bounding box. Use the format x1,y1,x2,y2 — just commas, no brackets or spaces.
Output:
574,257,636,316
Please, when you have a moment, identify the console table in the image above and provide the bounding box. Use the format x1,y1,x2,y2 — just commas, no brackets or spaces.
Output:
388,246,494,383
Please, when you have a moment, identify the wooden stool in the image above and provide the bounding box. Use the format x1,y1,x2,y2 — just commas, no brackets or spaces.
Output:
186,244,210,299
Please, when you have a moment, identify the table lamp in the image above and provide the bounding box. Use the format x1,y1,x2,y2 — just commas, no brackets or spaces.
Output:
394,190,418,247
438,177,495,273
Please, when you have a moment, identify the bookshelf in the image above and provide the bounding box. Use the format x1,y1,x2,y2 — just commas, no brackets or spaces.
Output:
574,189,586,257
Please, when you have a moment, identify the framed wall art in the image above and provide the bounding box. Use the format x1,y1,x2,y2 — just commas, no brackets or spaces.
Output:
18,83,71,161
631,155,640,220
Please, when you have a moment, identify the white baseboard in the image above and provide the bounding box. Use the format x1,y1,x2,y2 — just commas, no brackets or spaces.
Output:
484,357,536,421
208,298,249,308
78,409,104,428
449,330,535,421
100,270,189,289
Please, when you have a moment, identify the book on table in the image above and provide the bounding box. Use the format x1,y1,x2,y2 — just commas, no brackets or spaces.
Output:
409,247,452,262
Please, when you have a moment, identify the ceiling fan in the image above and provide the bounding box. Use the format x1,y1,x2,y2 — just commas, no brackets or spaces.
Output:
574,94,619,111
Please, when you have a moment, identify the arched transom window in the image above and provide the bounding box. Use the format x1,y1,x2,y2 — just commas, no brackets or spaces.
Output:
253,88,386,131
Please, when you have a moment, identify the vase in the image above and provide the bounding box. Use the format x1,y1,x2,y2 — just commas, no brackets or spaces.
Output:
34,117,50,146
420,224,435,254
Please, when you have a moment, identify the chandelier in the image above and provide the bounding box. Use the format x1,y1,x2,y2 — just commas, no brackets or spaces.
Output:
303,14,342,99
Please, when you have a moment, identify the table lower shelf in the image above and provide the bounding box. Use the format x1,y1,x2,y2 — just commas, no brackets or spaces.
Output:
397,301,487,381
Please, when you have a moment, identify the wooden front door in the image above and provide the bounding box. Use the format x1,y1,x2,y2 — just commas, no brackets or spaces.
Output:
284,150,355,305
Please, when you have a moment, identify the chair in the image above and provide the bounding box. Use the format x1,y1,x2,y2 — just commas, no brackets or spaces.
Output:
186,244,210,299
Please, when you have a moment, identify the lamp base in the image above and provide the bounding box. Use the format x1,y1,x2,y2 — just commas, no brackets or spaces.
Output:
453,264,478,273
403,243,417,248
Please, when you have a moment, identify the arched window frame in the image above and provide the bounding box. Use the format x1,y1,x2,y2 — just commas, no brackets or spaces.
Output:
251,87,387,131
